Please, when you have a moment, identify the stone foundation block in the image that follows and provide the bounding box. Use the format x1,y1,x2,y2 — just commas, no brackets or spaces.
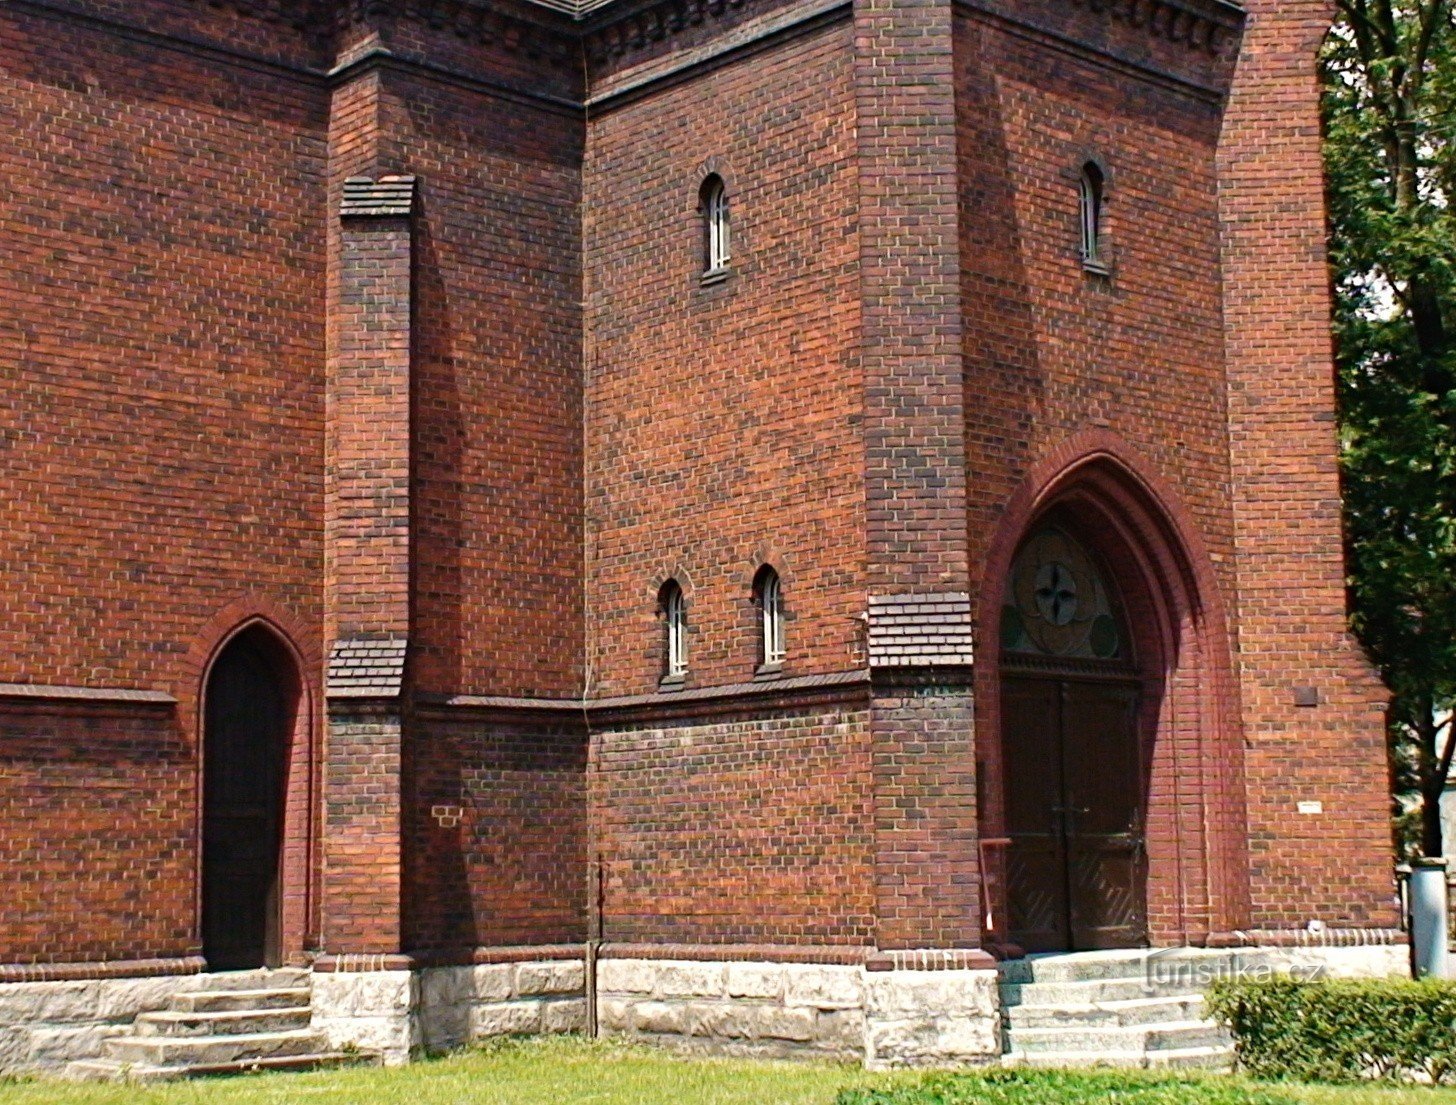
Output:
469,1000,543,1037
541,997,588,1033
784,965,863,1010
632,1000,685,1035
726,963,784,1000
656,962,726,999
0,972,203,1075
312,970,419,1065
597,959,657,994
516,961,584,997
863,968,1000,1070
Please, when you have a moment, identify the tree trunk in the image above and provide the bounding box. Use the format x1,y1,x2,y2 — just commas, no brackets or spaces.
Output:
1418,700,1446,856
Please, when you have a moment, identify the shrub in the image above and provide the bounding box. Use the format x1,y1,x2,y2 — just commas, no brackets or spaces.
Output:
1206,975,1456,1084
835,1069,1298,1105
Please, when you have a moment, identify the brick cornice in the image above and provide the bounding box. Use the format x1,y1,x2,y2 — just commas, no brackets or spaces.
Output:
1067,0,1243,55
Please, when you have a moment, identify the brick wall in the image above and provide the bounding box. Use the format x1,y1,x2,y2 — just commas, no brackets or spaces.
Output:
954,7,1254,944
593,704,875,946
0,5,328,692
0,0,1400,970
583,19,864,697
406,715,587,953
377,68,584,700
0,2,327,963
0,704,192,963
1218,0,1396,928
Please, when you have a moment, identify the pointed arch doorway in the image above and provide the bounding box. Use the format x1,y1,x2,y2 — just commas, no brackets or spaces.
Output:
201,626,297,970
1000,525,1149,952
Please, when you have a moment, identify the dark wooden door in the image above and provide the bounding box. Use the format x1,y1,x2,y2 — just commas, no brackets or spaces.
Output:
202,640,284,971
1004,675,1147,952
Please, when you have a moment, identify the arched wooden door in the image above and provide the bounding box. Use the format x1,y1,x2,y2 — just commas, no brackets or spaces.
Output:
202,630,289,970
1000,527,1148,952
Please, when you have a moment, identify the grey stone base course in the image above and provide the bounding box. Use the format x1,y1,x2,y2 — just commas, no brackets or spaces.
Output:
418,961,586,1054
596,957,1002,1069
313,961,585,1064
0,944,1410,1076
0,974,211,1076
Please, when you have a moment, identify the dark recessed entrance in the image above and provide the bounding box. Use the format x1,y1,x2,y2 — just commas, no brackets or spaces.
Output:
202,629,290,971
1000,527,1148,952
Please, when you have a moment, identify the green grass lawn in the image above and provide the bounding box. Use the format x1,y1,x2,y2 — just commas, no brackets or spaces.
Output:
3,1038,1456,1105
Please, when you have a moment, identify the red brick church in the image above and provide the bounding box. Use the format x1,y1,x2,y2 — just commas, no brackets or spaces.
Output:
0,0,1406,1075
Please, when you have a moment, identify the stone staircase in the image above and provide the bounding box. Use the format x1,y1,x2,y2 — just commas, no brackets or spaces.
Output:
66,968,377,1083
998,949,1234,1070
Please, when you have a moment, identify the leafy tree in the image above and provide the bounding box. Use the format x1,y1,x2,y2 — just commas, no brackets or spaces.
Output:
1322,0,1456,856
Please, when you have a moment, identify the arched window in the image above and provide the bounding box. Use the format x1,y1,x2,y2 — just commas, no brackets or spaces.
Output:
700,174,730,276
660,580,688,680
1079,162,1106,271
755,566,785,668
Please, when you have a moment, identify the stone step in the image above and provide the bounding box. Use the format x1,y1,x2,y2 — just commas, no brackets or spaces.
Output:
1003,1048,1152,1069
1003,1044,1232,1071
173,987,313,1013
104,1028,327,1067
1146,1045,1235,1072
66,1050,378,1084
1002,976,1199,1006
1004,993,1205,1030
998,948,1284,987
1004,1020,1231,1056
133,1007,312,1037
192,968,311,993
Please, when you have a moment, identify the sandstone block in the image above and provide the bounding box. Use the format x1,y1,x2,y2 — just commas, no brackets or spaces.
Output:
541,998,588,1033
0,1027,29,1075
314,1014,416,1065
596,998,634,1032
312,971,415,1018
656,962,725,999
814,1008,866,1052
26,1024,124,1065
92,977,195,1022
784,965,863,1010
864,970,997,1018
470,1000,543,1038
418,976,469,1053
0,982,97,1025
752,1006,816,1043
516,961,585,997
420,966,471,1011
597,960,656,995
468,965,514,1003
682,1001,749,1039
725,963,784,1000
633,1000,687,1034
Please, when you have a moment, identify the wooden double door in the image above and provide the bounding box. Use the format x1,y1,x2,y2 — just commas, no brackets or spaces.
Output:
1003,673,1147,952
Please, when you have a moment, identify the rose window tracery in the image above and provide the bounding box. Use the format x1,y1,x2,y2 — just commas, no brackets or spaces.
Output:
1001,528,1124,660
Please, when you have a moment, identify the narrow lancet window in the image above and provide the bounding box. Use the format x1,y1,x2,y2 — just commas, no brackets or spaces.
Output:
1079,162,1106,272
701,174,731,276
756,567,785,668
661,580,688,680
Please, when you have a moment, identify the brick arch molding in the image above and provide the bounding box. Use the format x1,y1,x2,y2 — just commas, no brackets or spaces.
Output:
182,600,322,967
975,430,1251,950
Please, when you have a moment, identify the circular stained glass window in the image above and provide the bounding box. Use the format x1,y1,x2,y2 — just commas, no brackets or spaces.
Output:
1002,528,1125,661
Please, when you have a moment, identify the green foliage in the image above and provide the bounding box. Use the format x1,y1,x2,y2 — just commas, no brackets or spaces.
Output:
1323,0,1456,856
835,1069,1297,1105
1208,976,1456,1084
